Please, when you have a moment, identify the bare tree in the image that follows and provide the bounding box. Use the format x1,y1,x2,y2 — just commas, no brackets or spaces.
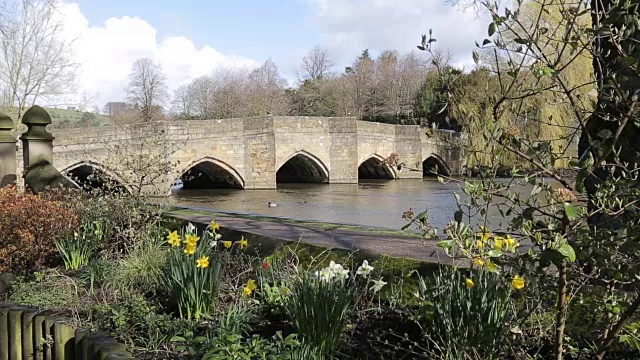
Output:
0,0,77,120
125,58,168,121
298,46,334,81
248,59,290,115
171,83,195,119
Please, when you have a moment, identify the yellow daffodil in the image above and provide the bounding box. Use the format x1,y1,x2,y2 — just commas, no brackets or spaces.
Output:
474,257,485,267
511,275,525,290
243,279,257,296
167,230,181,247
475,226,492,248
493,236,504,251
183,243,196,255
485,261,498,272
465,277,475,288
505,235,519,252
184,234,200,247
196,256,210,268
236,236,248,250
222,241,232,249
210,221,220,232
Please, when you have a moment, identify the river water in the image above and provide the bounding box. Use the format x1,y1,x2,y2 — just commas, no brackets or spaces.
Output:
170,179,468,231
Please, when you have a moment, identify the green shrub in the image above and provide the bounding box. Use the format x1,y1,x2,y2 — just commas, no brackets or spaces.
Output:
202,332,323,360
413,267,513,359
9,270,80,310
88,293,173,350
107,231,167,294
55,220,106,270
286,270,353,357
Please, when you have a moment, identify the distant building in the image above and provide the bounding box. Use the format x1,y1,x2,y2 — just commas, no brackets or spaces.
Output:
103,102,127,117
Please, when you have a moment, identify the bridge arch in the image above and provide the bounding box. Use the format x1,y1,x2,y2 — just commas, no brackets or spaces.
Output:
176,157,245,190
276,150,330,184
61,161,130,193
423,154,451,177
358,154,397,180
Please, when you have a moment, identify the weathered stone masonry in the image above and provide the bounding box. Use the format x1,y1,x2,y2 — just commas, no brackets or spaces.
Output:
51,115,466,194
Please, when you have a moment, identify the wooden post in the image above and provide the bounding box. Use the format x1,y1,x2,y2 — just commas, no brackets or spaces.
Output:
51,321,74,360
7,307,25,360
20,308,39,360
0,113,16,187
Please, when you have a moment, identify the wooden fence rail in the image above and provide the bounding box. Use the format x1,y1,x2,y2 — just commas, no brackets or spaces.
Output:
0,302,133,360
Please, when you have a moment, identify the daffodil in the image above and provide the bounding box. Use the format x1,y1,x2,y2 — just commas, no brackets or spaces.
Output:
475,226,492,247
186,223,196,234
474,257,485,267
465,277,475,288
184,234,200,247
243,279,257,296
356,260,374,277
196,256,210,268
485,261,498,272
315,267,335,282
210,221,220,232
167,230,181,247
505,235,519,252
493,236,504,251
280,287,291,296
183,243,196,255
370,278,387,293
236,236,248,250
511,275,525,290
222,241,232,249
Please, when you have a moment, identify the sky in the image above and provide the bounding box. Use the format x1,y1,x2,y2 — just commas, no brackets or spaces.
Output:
55,0,490,109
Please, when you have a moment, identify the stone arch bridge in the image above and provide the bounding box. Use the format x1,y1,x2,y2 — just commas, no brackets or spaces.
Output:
51,116,466,195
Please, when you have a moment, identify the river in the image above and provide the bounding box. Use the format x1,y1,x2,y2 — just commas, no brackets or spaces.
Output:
170,179,470,231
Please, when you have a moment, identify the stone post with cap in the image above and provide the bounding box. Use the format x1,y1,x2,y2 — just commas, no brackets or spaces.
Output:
20,105,54,168
0,112,16,187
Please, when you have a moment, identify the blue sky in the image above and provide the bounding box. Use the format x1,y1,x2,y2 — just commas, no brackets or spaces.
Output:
76,0,319,74
59,0,489,106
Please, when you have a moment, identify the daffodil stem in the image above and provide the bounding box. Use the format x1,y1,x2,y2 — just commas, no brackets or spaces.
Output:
554,259,568,360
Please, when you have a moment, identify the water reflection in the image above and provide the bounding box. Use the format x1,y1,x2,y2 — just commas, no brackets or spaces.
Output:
170,179,462,230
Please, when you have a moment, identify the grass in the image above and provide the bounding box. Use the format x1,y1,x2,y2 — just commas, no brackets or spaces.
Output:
1,106,112,129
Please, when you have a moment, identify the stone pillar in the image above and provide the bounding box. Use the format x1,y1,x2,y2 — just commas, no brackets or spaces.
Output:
394,125,424,179
20,106,54,169
328,118,359,183
0,113,16,187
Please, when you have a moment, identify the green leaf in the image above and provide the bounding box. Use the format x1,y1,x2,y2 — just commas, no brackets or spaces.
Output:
558,243,576,262
472,51,479,64
437,240,454,249
564,202,577,221
488,22,496,36
482,39,491,46
487,250,503,258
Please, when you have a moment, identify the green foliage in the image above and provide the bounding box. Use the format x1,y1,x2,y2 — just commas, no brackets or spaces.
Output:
202,332,323,360
413,267,513,359
286,272,352,357
88,293,174,350
9,270,79,310
107,236,168,294
55,221,106,270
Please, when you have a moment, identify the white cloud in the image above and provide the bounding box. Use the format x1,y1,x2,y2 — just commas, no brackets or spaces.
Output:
55,2,259,109
304,0,491,70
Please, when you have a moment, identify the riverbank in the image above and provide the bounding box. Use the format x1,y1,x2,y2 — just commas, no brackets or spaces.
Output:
164,205,454,264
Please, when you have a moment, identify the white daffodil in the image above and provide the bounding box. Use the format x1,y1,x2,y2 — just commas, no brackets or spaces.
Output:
328,261,343,274
336,267,350,280
370,278,387,293
186,223,196,234
356,260,374,277
315,268,335,282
